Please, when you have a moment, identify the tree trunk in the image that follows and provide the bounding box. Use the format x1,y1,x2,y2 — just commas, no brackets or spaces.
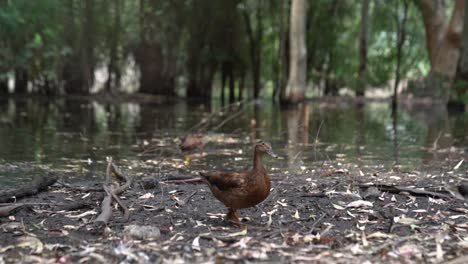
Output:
14,68,28,94
0,77,8,94
414,0,465,78
62,0,82,94
238,70,245,101
356,0,370,97
136,0,176,96
273,0,289,102
393,0,409,107
62,0,94,94
220,64,227,105
453,0,468,103
106,0,121,93
457,0,468,80
243,2,263,99
281,0,307,105
82,0,95,93
228,65,235,104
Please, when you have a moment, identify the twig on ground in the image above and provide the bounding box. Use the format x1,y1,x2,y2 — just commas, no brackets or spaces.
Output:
361,184,452,199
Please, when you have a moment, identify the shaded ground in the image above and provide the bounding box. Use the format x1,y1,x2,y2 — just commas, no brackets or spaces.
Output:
1,146,467,264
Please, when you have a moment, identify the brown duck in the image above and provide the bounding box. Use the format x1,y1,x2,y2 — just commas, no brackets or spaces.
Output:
180,134,204,152
200,142,277,227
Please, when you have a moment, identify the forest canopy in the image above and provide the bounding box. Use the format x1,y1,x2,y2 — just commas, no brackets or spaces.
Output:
0,0,467,104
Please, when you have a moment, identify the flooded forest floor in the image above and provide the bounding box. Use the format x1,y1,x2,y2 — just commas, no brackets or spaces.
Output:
0,98,467,263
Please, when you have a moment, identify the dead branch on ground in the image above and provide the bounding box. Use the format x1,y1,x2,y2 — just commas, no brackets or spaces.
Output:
0,174,58,203
93,158,134,231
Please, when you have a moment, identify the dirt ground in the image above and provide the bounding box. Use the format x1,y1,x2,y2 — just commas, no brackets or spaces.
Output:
1,147,467,264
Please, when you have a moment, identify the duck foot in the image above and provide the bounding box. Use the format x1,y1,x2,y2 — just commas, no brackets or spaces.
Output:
226,208,246,229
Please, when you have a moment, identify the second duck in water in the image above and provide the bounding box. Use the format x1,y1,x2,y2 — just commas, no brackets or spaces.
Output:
200,141,277,227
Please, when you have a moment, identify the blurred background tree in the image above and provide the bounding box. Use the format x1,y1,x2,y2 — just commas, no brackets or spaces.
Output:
0,0,466,104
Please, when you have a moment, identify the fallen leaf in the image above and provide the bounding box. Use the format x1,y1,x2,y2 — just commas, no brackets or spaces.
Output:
346,200,373,208
192,236,200,251
293,210,300,219
17,236,43,254
65,210,97,219
367,232,396,239
139,193,154,199
394,216,420,225
453,159,464,170
219,228,247,238
332,204,345,210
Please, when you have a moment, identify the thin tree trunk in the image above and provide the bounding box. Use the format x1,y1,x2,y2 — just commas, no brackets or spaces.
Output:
238,70,245,101
281,0,307,105
273,0,289,102
393,0,409,108
0,78,8,94
221,63,226,105
228,65,235,104
82,0,95,93
14,68,28,94
106,0,121,93
356,0,370,97
243,2,263,99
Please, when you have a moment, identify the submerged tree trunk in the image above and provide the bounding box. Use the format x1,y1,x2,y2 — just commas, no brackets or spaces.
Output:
281,0,307,105
356,0,370,97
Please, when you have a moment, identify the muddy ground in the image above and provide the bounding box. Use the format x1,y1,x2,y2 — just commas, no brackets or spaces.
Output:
1,147,467,264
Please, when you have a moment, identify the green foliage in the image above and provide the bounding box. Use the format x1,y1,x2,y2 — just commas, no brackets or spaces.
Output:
0,0,441,97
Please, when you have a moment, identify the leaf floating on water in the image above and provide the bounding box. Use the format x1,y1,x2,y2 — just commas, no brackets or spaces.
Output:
346,200,373,208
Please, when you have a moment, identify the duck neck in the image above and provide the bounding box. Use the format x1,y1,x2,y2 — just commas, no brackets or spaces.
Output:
253,150,264,171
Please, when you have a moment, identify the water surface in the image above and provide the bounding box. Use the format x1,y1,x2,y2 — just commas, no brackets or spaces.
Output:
0,98,466,187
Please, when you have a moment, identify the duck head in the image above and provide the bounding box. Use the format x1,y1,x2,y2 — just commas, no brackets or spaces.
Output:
255,141,278,158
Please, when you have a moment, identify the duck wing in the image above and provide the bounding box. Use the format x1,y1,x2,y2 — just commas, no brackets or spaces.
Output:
200,171,248,191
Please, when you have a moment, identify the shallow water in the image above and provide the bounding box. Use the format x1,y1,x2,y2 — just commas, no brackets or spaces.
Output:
0,97,467,187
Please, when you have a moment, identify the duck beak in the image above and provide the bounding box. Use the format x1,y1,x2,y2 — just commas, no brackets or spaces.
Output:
267,149,278,158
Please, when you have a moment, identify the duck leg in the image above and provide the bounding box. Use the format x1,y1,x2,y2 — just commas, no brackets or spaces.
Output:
226,208,240,223
226,208,244,228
